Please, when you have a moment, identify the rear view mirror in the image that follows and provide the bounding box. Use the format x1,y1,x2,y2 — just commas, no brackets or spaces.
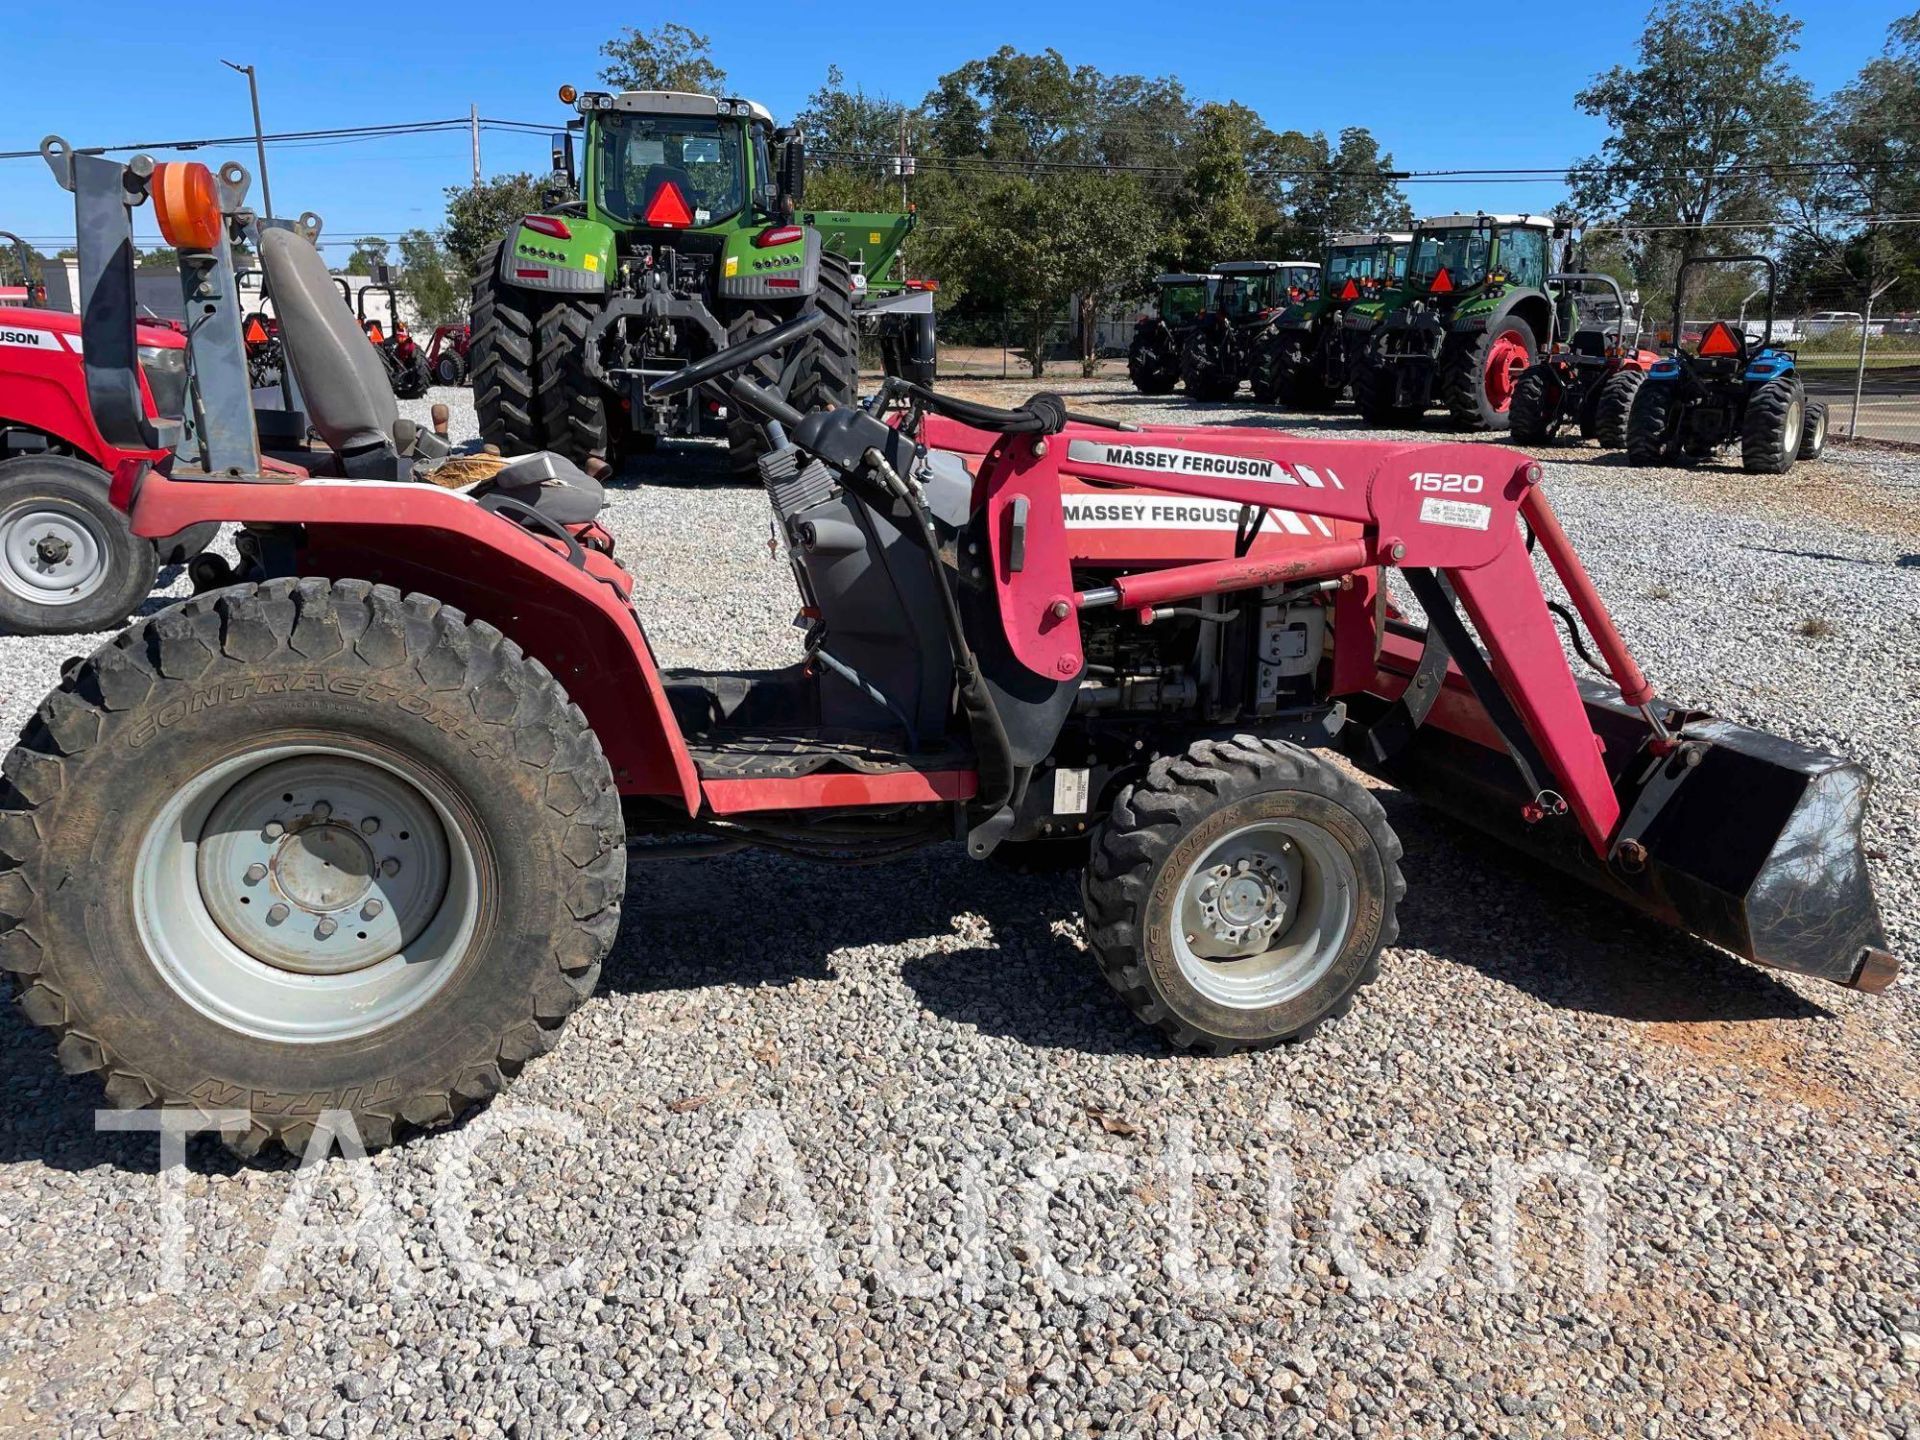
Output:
780,135,807,208
550,132,576,188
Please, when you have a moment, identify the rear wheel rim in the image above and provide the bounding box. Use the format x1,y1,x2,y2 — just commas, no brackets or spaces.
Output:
1784,395,1804,450
135,742,481,1043
0,499,113,606
1170,819,1357,1009
1485,330,1531,412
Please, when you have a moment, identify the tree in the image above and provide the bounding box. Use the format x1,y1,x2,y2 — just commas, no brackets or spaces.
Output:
1172,103,1275,271
598,22,725,94
344,237,390,278
398,230,462,325
1568,0,1813,323
796,65,910,212
441,173,552,281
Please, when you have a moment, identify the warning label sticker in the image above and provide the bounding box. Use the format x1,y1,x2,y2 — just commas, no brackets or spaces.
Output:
1419,496,1492,531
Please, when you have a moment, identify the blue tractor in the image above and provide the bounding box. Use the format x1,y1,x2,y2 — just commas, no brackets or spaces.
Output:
1626,254,1828,473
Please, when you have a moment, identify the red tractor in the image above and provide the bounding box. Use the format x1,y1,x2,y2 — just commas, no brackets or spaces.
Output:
0,145,1896,1155
356,280,430,399
1509,273,1663,449
423,322,470,386
0,231,216,633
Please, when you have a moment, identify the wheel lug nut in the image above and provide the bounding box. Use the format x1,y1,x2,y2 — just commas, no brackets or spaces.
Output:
360,816,380,835
381,857,401,877
315,917,338,939
265,902,290,925
312,801,332,820
263,821,285,840
361,899,384,920
243,862,268,884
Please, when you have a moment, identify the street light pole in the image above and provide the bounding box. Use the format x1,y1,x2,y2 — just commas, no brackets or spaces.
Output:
220,60,273,219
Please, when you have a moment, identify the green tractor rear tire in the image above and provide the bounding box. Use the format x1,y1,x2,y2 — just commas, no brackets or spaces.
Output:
723,250,858,476
1128,335,1180,395
1353,352,1423,428
469,243,550,457
538,301,615,468
1180,329,1239,402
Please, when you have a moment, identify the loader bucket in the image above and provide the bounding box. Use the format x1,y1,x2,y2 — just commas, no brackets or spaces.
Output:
1355,668,1897,992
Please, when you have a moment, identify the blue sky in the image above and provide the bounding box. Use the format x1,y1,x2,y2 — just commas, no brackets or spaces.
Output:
1,0,1910,256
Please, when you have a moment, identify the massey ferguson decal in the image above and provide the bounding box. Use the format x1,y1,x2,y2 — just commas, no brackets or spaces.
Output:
1066,439,1338,486
0,325,64,351
1061,495,1332,538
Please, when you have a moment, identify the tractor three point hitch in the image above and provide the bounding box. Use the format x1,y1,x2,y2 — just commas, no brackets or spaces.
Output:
0,141,1897,1156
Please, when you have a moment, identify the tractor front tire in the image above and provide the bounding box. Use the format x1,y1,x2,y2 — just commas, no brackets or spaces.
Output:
1593,369,1645,451
539,300,617,469
469,243,549,456
433,351,468,387
1180,331,1239,402
1626,378,1678,466
1082,736,1402,1053
1353,352,1423,428
1798,399,1829,461
1507,366,1555,444
391,355,431,401
1441,322,1536,431
0,455,157,637
1741,376,1805,475
0,579,626,1156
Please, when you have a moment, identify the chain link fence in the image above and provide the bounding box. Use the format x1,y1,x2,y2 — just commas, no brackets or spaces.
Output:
859,305,1144,383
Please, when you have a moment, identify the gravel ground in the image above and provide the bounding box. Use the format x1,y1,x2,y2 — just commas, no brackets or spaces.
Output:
0,381,1915,1438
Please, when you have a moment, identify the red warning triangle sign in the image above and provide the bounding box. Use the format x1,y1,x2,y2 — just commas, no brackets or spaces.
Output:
644,181,695,228
244,317,267,344
1428,267,1453,294
1698,321,1740,357
1339,278,1360,301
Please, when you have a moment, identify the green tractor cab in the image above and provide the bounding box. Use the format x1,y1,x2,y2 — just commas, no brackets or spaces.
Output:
1128,272,1217,395
470,87,931,474
1625,254,1827,473
1180,258,1320,401
1250,231,1410,409
1355,213,1558,430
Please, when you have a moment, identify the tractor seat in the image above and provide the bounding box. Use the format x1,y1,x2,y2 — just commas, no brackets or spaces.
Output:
463,453,605,527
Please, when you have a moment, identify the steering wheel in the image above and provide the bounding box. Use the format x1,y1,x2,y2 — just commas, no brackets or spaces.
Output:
648,308,825,399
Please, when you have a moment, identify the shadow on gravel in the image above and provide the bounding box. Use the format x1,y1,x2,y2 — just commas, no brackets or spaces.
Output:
1740,543,1888,567
606,842,1161,1056
1374,788,1832,1026
608,440,741,491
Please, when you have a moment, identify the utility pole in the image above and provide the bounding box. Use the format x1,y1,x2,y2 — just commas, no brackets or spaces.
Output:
1850,277,1898,440
471,105,482,186
220,60,273,219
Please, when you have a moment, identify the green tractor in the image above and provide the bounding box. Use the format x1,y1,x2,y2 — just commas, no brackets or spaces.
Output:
469,87,931,473
1180,259,1321,401
1248,231,1410,408
1354,213,1559,430
1127,272,1217,394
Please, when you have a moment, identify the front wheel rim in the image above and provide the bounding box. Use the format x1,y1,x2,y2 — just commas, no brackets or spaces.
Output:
135,742,483,1043
1485,330,1531,412
1170,819,1358,1009
0,499,114,606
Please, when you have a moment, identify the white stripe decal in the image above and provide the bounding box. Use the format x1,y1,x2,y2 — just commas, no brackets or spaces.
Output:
1325,467,1345,490
1309,514,1333,537
1274,510,1311,536
1294,464,1325,488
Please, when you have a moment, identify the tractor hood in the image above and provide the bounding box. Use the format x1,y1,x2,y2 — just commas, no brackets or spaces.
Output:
0,304,185,351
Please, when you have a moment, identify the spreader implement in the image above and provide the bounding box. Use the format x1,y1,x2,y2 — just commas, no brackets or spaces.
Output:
0,145,1896,1153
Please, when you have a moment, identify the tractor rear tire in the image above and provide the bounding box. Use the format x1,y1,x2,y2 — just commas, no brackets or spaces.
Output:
1798,399,1829,460
1127,335,1179,395
391,354,431,401
469,242,549,456
539,300,616,469
1083,736,1402,1053
0,579,626,1156
1180,330,1239,402
1741,376,1805,475
725,251,859,477
1593,369,1645,450
1353,351,1423,428
1246,332,1288,403
1507,366,1555,444
1440,322,1536,431
1626,378,1678,466
0,455,157,637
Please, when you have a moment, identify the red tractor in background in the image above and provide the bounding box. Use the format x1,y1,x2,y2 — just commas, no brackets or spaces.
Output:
356,279,430,399
423,321,470,386
1509,272,1663,449
0,231,216,633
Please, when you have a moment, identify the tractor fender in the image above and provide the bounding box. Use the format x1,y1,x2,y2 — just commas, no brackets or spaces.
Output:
1476,291,1554,351
497,215,614,296
718,226,821,301
125,471,703,811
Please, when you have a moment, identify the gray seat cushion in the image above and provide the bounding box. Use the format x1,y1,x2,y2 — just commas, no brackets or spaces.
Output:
260,228,398,459
465,452,605,526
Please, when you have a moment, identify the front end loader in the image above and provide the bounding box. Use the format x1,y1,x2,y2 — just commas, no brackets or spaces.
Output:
1356,213,1559,430
0,142,1896,1156
1250,232,1410,408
